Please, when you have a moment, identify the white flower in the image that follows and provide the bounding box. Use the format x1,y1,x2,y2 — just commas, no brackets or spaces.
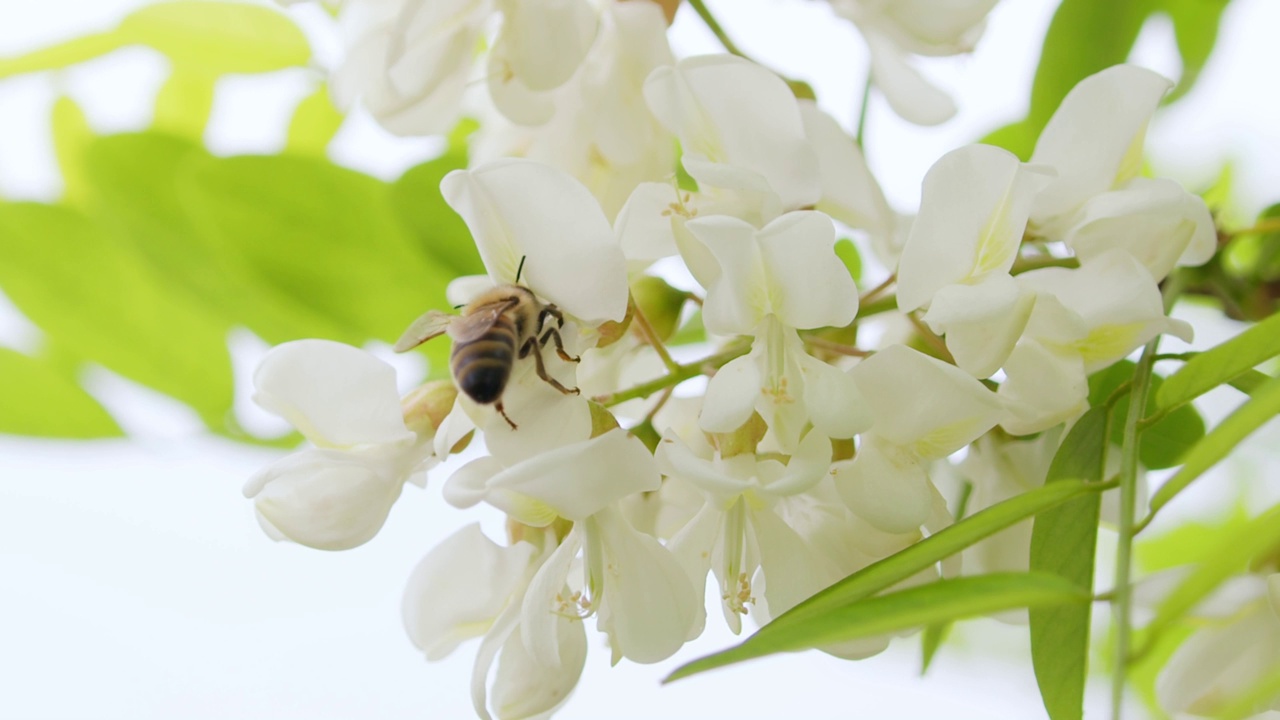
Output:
243,340,436,550
833,344,1004,533
828,0,999,125
798,101,896,253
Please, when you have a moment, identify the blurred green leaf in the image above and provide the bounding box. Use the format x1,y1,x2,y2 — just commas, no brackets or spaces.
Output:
390,152,485,279
119,1,310,74
666,573,1090,682
1156,0,1231,103
153,68,217,138
0,33,121,79
919,622,950,675
1158,311,1280,410
669,308,706,346
1089,361,1207,469
1148,372,1280,517
0,348,122,438
0,203,233,427
50,97,94,207
178,152,457,375
83,132,354,345
1136,505,1250,573
834,238,862,283
1030,407,1107,720
286,85,346,156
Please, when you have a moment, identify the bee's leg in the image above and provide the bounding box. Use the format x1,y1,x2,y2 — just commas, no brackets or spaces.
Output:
495,400,518,430
520,337,580,396
539,304,566,330
539,326,579,363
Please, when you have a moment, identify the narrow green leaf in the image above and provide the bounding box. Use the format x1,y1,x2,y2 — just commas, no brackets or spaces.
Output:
1141,502,1280,645
152,68,218,138
286,85,346,156
50,97,94,208
0,33,122,79
0,348,122,438
118,1,311,74
0,203,233,428
919,622,950,675
1228,369,1271,396
666,573,1090,682
1155,0,1231,103
1148,373,1280,516
1030,407,1107,720
1157,310,1280,410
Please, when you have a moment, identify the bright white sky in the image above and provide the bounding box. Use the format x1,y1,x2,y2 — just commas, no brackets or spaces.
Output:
1,1,1279,718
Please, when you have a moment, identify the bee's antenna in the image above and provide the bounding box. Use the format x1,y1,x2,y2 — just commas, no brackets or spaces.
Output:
516,255,527,284
453,304,465,310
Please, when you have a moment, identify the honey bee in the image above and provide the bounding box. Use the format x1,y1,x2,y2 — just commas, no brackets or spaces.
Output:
393,283,580,430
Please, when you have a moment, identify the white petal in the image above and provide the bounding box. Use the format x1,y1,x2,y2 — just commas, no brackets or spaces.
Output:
655,434,750,498
687,215,769,335
471,593,522,720
766,427,835,497
492,614,586,720
440,160,629,324
614,182,683,263
852,344,1005,456
699,353,763,434
750,507,837,618
495,0,598,91
799,354,872,440
998,340,1088,436
253,340,413,449
798,100,894,244
757,211,860,330
403,524,537,661
1063,177,1217,281
488,430,661,523
832,438,935,533
1031,65,1173,229
864,31,956,126
591,506,699,663
443,456,505,510
245,448,407,551
896,145,1046,312
485,46,557,126
479,364,592,467
923,275,1035,378
643,55,820,209
520,528,583,669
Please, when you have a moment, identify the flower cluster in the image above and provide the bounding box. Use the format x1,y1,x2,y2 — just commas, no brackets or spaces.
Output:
246,1,1220,717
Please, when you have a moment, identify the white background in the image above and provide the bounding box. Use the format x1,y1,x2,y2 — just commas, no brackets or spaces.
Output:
1,0,1279,718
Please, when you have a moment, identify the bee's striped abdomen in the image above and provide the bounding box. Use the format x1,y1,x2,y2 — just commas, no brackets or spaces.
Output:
452,315,518,404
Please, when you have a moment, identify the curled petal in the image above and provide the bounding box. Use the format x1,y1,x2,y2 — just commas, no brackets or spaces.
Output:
440,160,629,324
699,353,762,434
245,448,408,551
614,182,683,264
486,46,556,126
443,456,505,510
495,0,598,91
798,101,894,246
403,524,537,662
1030,65,1173,230
253,340,413,449
757,211,860,330
998,340,1088,436
766,427,836,497
923,275,1035,378
864,31,956,126
520,527,583,669
833,438,935,533
491,610,587,720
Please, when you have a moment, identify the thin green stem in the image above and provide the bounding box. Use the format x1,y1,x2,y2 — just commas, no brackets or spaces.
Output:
856,293,898,319
595,345,748,407
687,0,747,58
1010,255,1080,275
630,296,680,374
1110,337,1159,720
855,71,873,149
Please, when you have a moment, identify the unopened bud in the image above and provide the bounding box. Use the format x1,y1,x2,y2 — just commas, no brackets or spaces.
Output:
707,412,767,458
400,380,458,437
631,274,688,342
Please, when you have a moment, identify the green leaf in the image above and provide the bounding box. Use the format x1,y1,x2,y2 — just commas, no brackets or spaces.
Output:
50,97,94,207
1140,502,1280,647
83,132,354,345
0,348,122,438
1030,407,1107,720
1155,0,1231,103
178,152,457,375
669,308,706,347
1157,310,1280,410
286,85,346,156
1148,372,1280,517
919,622,950,675
152,68,218,138
389,152,485,279
1089,360,1207,469
666,573,1090,682
1228,368,1272,396
0,203,234,427
118,1,310,74
1136,505,1250,573
0,32,122,79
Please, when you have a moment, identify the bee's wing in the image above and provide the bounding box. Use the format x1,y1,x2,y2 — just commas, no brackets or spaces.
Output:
447,300,515,344
393,310,456,352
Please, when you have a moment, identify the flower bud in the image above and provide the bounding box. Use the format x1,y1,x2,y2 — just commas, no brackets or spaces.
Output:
400,380,459,438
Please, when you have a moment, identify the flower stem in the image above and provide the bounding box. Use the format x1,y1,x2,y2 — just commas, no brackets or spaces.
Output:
687,0,747,58
1110,338,1157,719
630,296,681,374
1223,217,1280,239
855,70,873,149
595,345,749,407
804,335,872,357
